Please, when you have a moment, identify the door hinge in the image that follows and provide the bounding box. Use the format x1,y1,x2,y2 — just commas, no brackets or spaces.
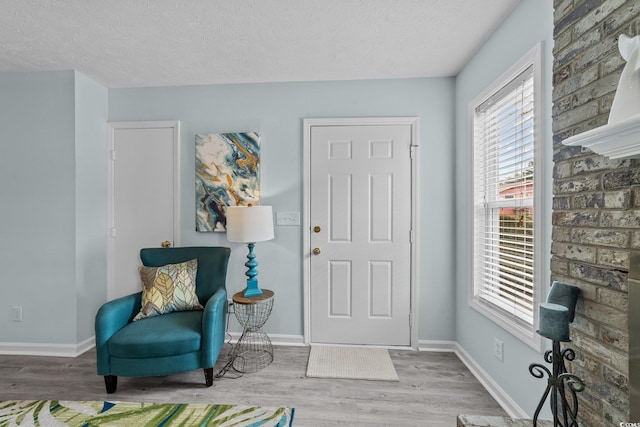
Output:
410,229,415,243
410,145,418,159
110,150,116,161
409,313,412,327
110,227,116,238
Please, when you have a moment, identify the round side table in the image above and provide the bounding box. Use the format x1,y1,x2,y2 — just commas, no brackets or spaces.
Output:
230,289,274,373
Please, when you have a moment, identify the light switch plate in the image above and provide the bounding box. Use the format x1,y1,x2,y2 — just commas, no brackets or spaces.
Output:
276,211,300,226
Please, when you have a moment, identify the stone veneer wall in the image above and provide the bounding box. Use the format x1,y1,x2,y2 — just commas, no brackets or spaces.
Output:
552,0,639,425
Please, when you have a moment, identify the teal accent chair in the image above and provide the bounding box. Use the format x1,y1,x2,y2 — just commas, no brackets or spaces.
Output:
95,246,231,393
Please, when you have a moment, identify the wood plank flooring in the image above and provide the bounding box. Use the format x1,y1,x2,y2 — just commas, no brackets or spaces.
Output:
0,345,507,426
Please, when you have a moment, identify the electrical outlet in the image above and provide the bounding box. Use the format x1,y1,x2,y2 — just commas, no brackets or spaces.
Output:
494,338,504,362
12,306,22,322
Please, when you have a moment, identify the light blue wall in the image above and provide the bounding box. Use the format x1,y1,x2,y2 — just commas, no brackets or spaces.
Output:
0,71,78,343
74,71,108,342
0,71,108,346
108,78,457,340
454,0,554,417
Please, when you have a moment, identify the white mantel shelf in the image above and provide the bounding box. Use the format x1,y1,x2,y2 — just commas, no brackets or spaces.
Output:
562,113,640,159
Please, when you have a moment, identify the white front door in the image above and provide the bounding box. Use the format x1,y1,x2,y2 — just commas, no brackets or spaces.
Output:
107,121,180,300
305,118,417,346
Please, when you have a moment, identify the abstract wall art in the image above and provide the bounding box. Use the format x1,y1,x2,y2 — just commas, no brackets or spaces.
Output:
195,132,261,232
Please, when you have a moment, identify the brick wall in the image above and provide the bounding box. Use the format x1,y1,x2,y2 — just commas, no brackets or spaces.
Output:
552,0,639,425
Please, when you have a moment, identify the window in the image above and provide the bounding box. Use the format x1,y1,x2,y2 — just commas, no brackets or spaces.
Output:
469,44,544,348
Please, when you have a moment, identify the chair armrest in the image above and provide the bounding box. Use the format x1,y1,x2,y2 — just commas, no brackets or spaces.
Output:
201,287,228,367
95,292,142,375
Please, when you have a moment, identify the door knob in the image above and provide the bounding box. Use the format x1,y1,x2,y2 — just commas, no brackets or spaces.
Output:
313,226,321,233
161,240,172,248
313,248,321,255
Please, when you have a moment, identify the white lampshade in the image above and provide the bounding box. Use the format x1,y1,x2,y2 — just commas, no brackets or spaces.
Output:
226,206,274,243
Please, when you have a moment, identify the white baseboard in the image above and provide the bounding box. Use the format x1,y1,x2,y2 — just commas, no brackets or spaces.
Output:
0,336,95,358
417,339,527,418
269,333,306,346
417,339,457,352
227,332,305,347
453,342,528,418
0,334,304,357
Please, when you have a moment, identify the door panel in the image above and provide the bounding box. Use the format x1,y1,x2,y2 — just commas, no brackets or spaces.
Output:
370,173,392,242
309,123,413,346
107,122,179,301
330,261,352,316
370,261,392,317
330,174,352,241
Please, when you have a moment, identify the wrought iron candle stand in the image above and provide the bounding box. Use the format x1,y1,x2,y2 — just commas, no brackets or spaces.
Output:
529,281,585,427
529,340,585,427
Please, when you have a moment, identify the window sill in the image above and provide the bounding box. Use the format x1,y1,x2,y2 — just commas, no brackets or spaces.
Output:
469,298,543,352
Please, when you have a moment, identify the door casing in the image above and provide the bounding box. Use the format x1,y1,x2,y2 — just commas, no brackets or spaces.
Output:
302,117,420,348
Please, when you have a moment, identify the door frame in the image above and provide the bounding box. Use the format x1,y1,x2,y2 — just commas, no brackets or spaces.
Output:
302,117,420,348
106,120,181,300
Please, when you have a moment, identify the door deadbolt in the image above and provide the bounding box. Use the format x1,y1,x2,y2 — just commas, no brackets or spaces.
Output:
313,226,321,233
313,248,321,255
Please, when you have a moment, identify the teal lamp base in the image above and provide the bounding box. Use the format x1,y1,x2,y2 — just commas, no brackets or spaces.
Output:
243,243,264,297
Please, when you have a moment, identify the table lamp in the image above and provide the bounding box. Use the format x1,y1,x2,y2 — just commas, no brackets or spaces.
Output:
226,205,274,297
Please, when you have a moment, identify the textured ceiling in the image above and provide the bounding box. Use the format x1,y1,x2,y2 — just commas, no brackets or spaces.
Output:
0,0,520,88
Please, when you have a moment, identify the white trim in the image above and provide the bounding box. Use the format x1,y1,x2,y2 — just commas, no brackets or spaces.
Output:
562,112,640,159
417,340,457,352
419,340,529,418
468,299,539,347
0,336,95,358
302,120,312,345
409,119,420,350
227,333,306,347
302,117,420,349
468,43,544,352
269,334,306,346
308,342,414,351
454,343,528,419
106,120,181,301
532,40,547,352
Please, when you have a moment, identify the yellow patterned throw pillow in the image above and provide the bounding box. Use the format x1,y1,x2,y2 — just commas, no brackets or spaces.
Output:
133,259,203,321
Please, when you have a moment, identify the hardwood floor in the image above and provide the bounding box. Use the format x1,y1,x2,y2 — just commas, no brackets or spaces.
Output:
0,345,507,426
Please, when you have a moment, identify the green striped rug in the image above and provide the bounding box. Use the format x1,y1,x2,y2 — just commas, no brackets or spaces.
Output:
0,400,294,426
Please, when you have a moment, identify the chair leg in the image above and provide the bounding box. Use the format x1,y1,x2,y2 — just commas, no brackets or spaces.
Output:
104,375,117,393
204,368,213,387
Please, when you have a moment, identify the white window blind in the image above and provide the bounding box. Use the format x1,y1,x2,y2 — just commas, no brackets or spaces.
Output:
473,64,536,325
